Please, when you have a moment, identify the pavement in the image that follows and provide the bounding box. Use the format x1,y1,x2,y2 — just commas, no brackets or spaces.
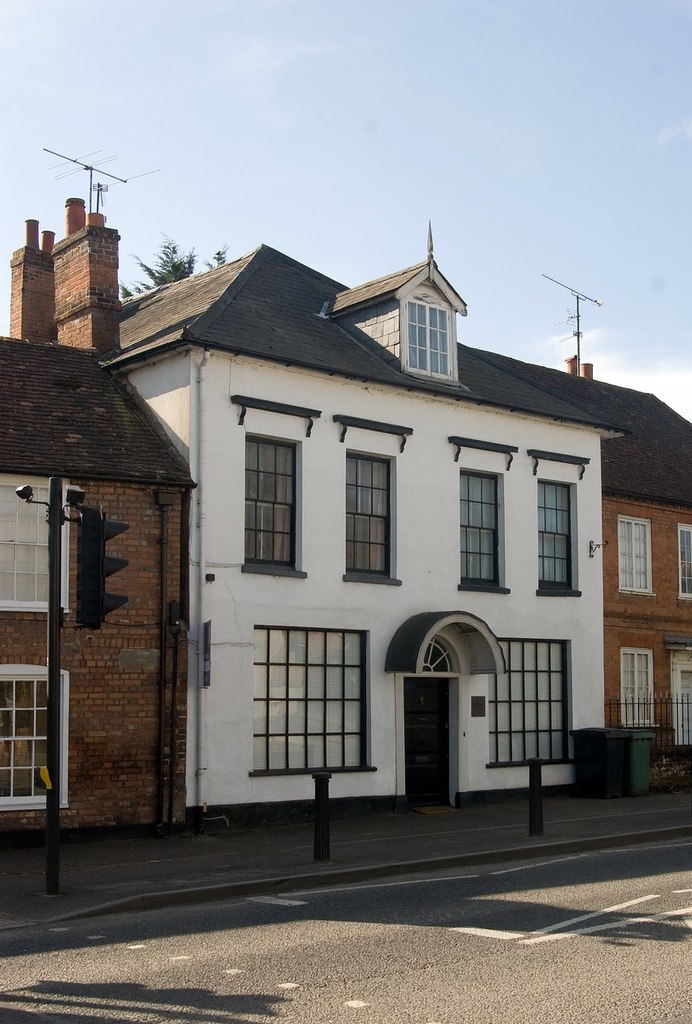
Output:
1,791,691,930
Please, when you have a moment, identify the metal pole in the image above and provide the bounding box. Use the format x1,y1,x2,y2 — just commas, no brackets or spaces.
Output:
528,758,544,837
46,476,64,895
312,772,332,861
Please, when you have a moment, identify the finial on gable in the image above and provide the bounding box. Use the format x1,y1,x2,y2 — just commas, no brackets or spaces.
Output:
427,220,434,261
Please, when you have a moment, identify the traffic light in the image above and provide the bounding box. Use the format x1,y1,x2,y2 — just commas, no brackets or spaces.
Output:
77,507,129,628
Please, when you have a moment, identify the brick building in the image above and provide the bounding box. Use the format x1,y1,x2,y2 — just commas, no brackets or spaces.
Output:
1,201,193,838
467,350,692,745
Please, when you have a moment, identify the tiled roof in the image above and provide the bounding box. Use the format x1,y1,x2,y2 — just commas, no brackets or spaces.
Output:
461,345,692,507
0,338,192,485
110,246,616,433
331,260,429,314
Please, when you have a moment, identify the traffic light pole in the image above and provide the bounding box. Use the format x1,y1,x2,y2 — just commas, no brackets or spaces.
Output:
46,476,64,896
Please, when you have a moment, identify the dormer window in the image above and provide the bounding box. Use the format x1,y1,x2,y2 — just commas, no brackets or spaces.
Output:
407,301,449,377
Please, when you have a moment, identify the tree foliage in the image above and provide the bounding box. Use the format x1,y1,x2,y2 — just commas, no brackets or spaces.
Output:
120,237,228,298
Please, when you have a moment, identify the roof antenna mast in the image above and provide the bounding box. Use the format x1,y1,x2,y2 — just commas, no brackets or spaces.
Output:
542,274,603,374
43,147,159,214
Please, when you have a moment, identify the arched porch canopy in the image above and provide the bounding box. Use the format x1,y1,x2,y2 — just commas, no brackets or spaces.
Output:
385,611,506,676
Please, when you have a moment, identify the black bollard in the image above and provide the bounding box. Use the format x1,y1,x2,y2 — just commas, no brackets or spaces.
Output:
312,771,332,861
528,758,544,837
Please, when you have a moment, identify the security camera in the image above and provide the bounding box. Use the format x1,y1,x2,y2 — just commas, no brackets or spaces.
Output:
15,484,34,502
65,486,86,507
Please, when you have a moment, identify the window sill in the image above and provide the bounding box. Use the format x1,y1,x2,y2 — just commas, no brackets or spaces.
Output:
0,603,48,613
486,760,570,769
343,572,402,586
536,588,582,597
249,765,377,777
458,583,510,594
619,588,655,597
242,564,308,579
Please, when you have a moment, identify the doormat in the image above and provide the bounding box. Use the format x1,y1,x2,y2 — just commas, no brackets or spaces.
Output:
412,805,456,815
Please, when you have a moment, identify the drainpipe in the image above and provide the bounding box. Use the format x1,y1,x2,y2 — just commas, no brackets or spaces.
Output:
194,349,211,831
155,490,176,836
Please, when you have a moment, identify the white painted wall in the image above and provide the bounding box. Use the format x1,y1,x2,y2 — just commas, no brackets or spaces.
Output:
129,349,606,808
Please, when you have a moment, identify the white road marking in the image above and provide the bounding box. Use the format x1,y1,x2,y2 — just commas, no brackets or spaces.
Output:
126,944,146,949
293,873,479,897
451,926,525,940
525,894,660,939
48,927,69,932
490,854,585,876
523,903,692,944
345,1000,371,1008
223,968,245,975
278,983,301,991
674,889,692,893
169,955,191,961
685,918,692,931
87,934,106,940
249,895,308,906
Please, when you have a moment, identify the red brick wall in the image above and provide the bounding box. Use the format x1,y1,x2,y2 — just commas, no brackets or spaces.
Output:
9,246,56,343
0,481,188,834
53,225,121,354
603,494,692,703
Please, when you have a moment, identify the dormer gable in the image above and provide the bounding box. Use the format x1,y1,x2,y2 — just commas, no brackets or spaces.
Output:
330,253,467,385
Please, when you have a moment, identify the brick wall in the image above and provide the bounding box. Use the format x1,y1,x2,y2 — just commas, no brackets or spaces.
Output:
603,494,692,703
0,481,188,835
9,245,56,343
53,225,121,354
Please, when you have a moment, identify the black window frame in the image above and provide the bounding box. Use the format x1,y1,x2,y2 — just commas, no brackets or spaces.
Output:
460,471,499,586
537,481,572,590
489,639,569,765
251,626,368,774
244,437,296,568
345,453,391,576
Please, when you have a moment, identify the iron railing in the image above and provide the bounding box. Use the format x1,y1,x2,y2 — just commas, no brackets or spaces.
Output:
605,697,692,748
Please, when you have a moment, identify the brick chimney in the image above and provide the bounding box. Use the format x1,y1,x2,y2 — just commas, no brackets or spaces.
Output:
9,220,56,342
52,198,121,354
564,355,578,376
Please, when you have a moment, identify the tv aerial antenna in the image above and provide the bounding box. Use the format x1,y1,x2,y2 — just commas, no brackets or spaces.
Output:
542,274,603,374
43,147,159,214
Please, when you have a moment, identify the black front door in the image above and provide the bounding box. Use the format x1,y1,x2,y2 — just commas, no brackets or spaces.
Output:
404,678,449,804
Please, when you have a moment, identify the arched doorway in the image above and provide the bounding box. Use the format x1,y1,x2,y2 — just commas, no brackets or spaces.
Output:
386,612,506,806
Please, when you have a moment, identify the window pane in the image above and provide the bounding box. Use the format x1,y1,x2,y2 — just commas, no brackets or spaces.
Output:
253,628,365,771
491,640,567,764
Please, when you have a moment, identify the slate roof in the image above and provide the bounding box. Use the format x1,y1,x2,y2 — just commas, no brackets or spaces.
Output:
0,338,192,485
110,246,618,433
461,344,692,507
331,260,428,314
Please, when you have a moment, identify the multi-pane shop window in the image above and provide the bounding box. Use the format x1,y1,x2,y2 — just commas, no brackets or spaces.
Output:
346,455,390,574
460,472,498,584
253,627,365,771
538,482,571,589
618,516,651,592
244,439,295,566
0,673,48,802
678,526,692,597
0,483,49,605
489,640,568,763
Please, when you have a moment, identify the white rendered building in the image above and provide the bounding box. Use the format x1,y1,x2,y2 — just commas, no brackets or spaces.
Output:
112,242,618,821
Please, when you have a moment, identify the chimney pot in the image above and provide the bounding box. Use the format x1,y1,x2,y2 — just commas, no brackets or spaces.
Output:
65,197,86,236
86,212,105,228
580,362,594,380
25,219,40,249
565,355,578,376
41,230,55,254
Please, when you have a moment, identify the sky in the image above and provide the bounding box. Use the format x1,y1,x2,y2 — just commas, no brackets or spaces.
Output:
1,0,691,421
